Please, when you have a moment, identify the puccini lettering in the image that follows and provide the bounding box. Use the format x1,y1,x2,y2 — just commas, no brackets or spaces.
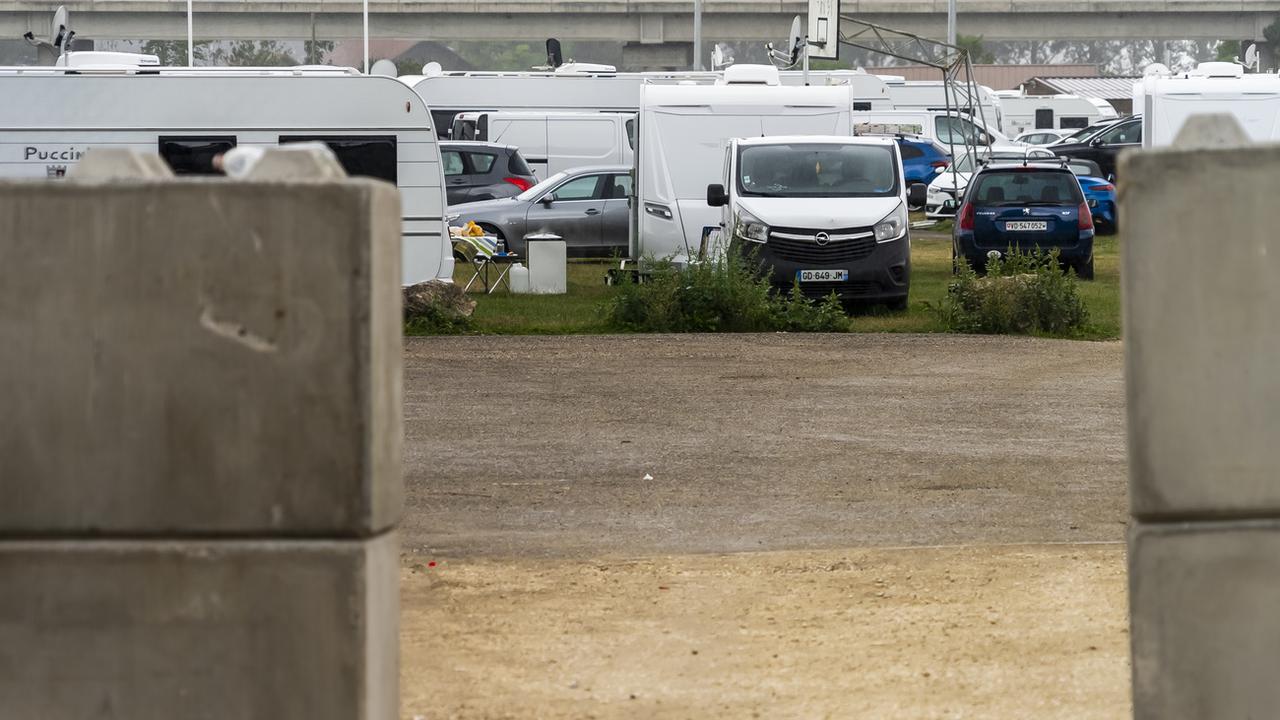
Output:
24,146,84,161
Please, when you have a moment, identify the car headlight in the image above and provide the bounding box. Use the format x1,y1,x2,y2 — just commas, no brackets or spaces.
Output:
873,201,908,243
644,202,673,220
733,207,769,244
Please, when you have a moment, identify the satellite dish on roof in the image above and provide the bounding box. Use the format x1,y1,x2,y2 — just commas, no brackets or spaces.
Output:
370,59,397,77
711,44,728,69
787,15,804,65
423,61,443,77
1143,62,1172,77
52,6,68,48
1244,43,1259,71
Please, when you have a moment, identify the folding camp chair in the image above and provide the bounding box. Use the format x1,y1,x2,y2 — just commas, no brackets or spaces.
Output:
453,236,517,294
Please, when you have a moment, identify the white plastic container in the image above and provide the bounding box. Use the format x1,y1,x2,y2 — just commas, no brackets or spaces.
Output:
526,234,567,294
509,263,530,294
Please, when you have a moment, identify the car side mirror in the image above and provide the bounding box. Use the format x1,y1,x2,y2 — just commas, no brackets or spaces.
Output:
1088,198,1099,208
706,183,728,207
942,198,958,211
907,183,928,208
1090,137,1105,147
539,195,554,207
1107,173,1116,183
933,165,946,174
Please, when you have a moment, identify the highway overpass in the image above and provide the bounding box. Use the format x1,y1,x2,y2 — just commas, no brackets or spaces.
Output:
1,0,1276,45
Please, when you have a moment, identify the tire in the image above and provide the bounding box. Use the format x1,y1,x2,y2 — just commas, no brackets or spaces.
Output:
1075,257,1095,281
886,296,909,312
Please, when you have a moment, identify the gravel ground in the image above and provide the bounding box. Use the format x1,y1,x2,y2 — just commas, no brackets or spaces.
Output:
402,334,1127,558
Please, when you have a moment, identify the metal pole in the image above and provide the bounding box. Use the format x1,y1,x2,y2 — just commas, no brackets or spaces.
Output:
802,43,809,86
186,0,193,66
693,0,703,70
947,0,956,47
309,12,316,64
363,0,369,73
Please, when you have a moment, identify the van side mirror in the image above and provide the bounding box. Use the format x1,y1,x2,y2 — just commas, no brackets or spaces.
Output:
907,183,927,208
706,183,727,207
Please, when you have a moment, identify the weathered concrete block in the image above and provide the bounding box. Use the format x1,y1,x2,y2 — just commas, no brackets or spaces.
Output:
1130,521,1280,720
67,148,175,180
0,533,398,720
0,180,403,536
1121,145,1280,518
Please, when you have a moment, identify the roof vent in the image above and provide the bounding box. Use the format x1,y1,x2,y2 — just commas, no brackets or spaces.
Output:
1189,61,1244,78
720,64,780,86
55,51,159,68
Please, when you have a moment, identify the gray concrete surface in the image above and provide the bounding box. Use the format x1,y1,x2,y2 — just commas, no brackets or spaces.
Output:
1122,146,1280,519
0,534,399,720
0,180,403,536
1129,522,1280,720
402,333,1128,558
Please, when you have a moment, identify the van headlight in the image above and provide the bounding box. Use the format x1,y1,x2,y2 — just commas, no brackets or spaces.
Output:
874,202,908,243
734,207,769,244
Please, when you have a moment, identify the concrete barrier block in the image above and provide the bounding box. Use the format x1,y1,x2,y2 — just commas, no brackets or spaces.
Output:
1121,145,1280,518
240,144,350,180
67,148,175,179
0,533,398,720
0,180,403,536
1130,521,1280,719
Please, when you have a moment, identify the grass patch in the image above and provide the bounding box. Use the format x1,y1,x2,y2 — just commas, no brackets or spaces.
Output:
439,235,1121,339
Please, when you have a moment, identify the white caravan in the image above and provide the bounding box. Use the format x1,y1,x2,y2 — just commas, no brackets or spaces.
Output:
876,77,1005,133
1138,62,1280,147
706,135,924,308
449,110,634,176
993,90,1118,136
403,67,892,138
0,63,452,285
852,109,1015,151
636,65,853,263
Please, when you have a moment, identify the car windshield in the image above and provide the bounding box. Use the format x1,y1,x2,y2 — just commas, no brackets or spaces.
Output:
738,143,898,198
516,171,569,202
969,170,1082,206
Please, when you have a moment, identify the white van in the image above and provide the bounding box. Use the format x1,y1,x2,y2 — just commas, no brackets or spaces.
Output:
877,77,1005,133
853,109,1015,152
1138,62,1280,147
449,110,634,176
0,61,452,285
994,90,1118,136
635,65,853,264
706,136,926,309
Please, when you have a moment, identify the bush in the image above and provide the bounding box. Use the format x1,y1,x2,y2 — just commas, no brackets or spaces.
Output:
403,281,475,335
604,249,851,333
939,249,1088,335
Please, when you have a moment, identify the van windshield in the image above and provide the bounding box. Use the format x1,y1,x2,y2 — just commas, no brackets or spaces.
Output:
451,118,477,141
737,143,898,198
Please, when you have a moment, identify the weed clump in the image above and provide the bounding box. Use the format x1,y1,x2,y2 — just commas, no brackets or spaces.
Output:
940,249,1088,335
403,281,475,335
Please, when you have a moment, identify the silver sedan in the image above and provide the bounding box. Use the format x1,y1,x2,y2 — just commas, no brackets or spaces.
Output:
448,165,633,257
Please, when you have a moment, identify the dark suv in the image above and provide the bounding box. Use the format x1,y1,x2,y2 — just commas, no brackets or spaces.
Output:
439,141,537,206
953,162,1095,279
1051,116,1141,181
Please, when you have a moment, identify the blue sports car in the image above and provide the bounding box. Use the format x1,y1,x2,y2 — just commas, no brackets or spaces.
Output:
1063,158,1117,235
895,136,949,208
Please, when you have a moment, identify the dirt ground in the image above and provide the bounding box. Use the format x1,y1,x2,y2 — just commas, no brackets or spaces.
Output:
399,334,1131,718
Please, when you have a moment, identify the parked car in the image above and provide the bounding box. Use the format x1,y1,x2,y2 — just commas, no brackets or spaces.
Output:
952,162,1096,279
925,146,1055,219
448,165,632,257
1015,129,1068,145
1063,158,1117,235
1051,116,1142,180
895,136,949,208
439,141,537,206
1050,117,1123,146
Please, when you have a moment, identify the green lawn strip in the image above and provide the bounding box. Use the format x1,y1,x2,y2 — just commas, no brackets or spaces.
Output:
442,237,1121,339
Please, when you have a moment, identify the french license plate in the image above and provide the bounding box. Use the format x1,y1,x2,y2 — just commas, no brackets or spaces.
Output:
1005,220,1047,231
797,269,848,282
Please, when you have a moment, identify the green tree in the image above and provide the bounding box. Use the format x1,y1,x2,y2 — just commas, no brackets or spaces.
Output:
223,40,298,67
956,35,995,64
141,39,214,65
304,39,334,65
1215,40,1240,62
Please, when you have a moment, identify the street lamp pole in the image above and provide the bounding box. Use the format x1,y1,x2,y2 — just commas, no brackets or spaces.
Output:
947,0,956,46
693,0,703,70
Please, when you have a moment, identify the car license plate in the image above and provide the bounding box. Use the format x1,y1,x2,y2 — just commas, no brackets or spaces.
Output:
797,269,848,282
1005,220,1048,231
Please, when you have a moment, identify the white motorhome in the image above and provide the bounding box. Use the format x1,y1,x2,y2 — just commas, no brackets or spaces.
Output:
705,135,924,308
635,65,853,263
449,110,634,176
0,61,453,285
994,90,1118,136
852,109,1015,151
876,77,1005,133
403,67,892,139
1138,62,1280,147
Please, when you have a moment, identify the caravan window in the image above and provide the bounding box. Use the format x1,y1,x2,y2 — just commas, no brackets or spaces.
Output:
1060,116,1089,129
278,136,397,183
626,118,637,150
159,136,236,175
1035,109,1054,129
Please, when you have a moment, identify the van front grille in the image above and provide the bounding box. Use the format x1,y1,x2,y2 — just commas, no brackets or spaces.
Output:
767,227,877,264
